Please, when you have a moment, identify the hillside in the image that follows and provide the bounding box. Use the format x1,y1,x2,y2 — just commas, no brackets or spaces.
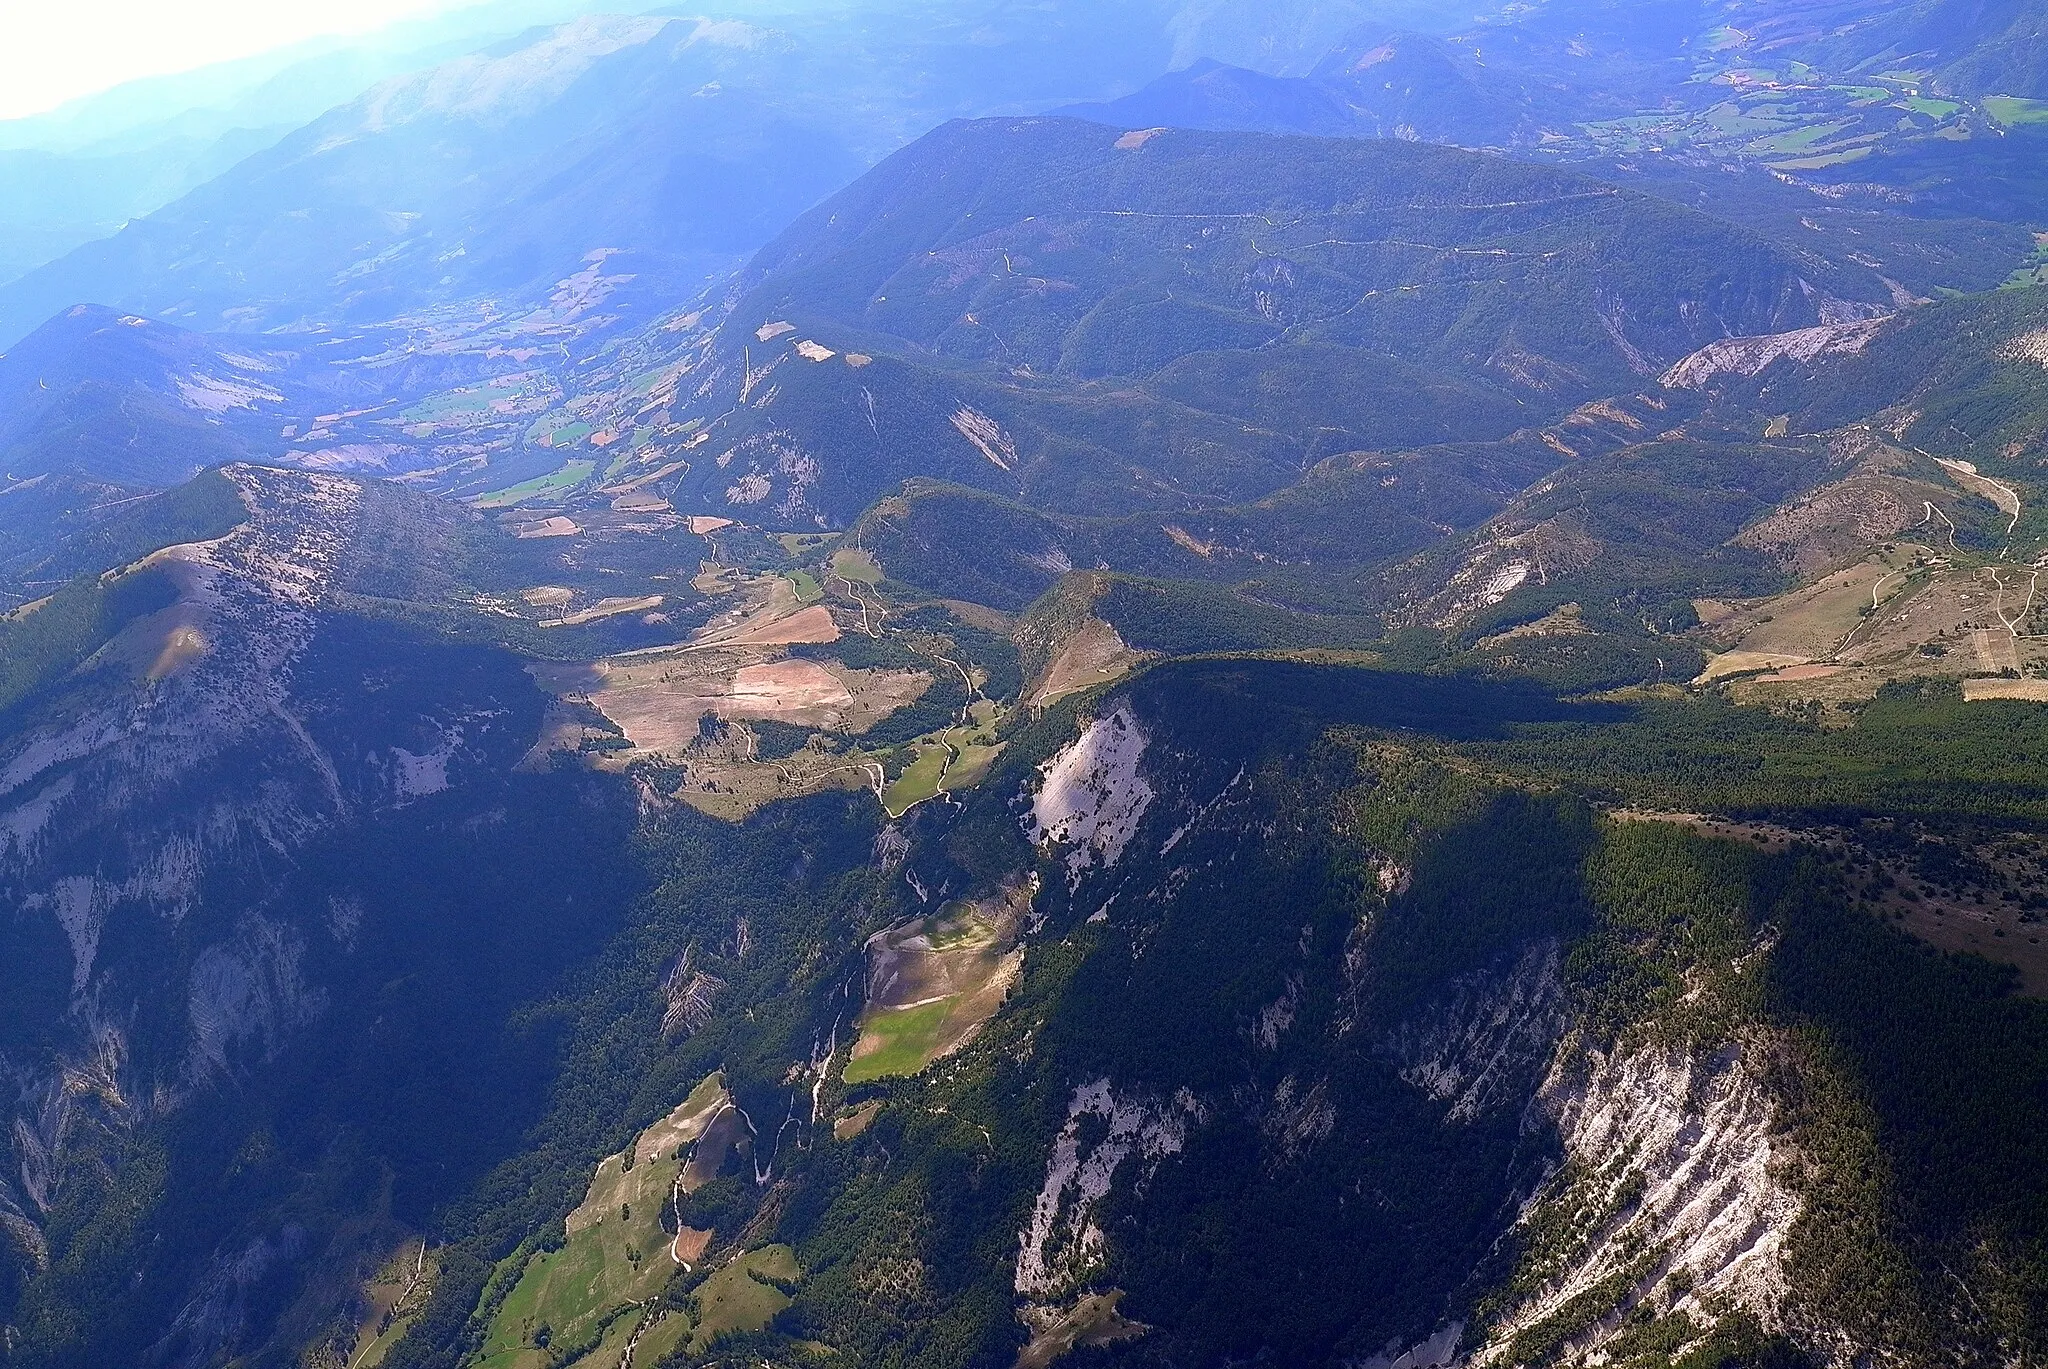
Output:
599,115,1928,533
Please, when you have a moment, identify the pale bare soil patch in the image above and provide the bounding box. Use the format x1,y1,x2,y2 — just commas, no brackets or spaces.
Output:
694,602,841,650
727,660,854,712
1763,662,1842,681
1479,602,1591,647
832,1101,881,1141
544,650,929,751
1935,456,2022,527
1016,1291,1147,1369
1030,618,1145,708
680,573,838,651
1963,678,2048,701
540,594,664,628
1698,650,1815,682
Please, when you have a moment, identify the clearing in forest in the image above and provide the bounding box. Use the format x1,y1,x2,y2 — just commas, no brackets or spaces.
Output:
880,697,1007,817
477,1075,727,1366
846,881,1032,1083
1029,617,1145,709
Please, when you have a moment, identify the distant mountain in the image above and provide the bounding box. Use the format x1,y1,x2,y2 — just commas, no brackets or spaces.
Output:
0,17,861,348
1161,0,1476,73
1059,33,1569,146
1720,0,2048,99
630,116,1906,528
0,0,1213,351
0,306,336,485
0,0,665,289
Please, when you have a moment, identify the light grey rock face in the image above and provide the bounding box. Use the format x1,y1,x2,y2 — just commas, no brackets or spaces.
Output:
1026,704,1155,892
0,465,528,1265
1016,1078,1205,1301
1466,1037,1803,1368
1393,940,1569,1123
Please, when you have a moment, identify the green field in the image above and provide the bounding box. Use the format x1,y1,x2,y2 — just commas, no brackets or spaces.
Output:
777,532,836,557
1988,95,2048,126
880,743,950,817
1747,120,1852,154
473,460,595,509
527,415,597,448
478,1075,725,1364
830,547,883,585
687,1245,800,1348
844,1000,953,1083
629,1309,694,1365
1770,146,1874,170
785,569,824,603
401,374,550,426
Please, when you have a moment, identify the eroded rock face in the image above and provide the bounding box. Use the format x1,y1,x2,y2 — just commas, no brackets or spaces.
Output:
1026,705,1154,891
0,465,535,1273
1469,1037,1802,1367
1,466,362,943
1661,317,1888,390
1016,1079,1204,1301
1394,941,1568,1124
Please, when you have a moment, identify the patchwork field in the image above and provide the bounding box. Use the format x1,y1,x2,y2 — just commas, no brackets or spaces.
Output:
538,649,930,752
1699,539,2048,703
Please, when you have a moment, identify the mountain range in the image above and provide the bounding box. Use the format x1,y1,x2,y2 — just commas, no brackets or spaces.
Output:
6,2,2048,1368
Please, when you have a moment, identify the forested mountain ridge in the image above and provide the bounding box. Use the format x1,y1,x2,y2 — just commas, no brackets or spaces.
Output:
625,116,1928,529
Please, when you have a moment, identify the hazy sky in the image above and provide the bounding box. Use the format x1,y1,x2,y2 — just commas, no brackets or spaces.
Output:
0,0,460,119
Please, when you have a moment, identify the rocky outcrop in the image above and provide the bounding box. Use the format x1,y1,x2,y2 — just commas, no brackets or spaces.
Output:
1026,705,1155,891
1016,1079,1204,1300
1468,1037,1801,1366
1661,318,1887,390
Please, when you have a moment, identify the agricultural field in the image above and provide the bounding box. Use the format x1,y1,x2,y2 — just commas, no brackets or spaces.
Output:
2009,233,2048,289
400,371,558,436
476,1075,727,1368
828,547,882,585
684,1245,801,1350
880,698,1007,817
1703,548,2048,704
1987,96,2048,126
1573,66,1985,168
538,647,929,753
473,460,595,510
344,1240,439,1369
527,413,598,449
845,882,1032,1084
1026,617,1145,709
